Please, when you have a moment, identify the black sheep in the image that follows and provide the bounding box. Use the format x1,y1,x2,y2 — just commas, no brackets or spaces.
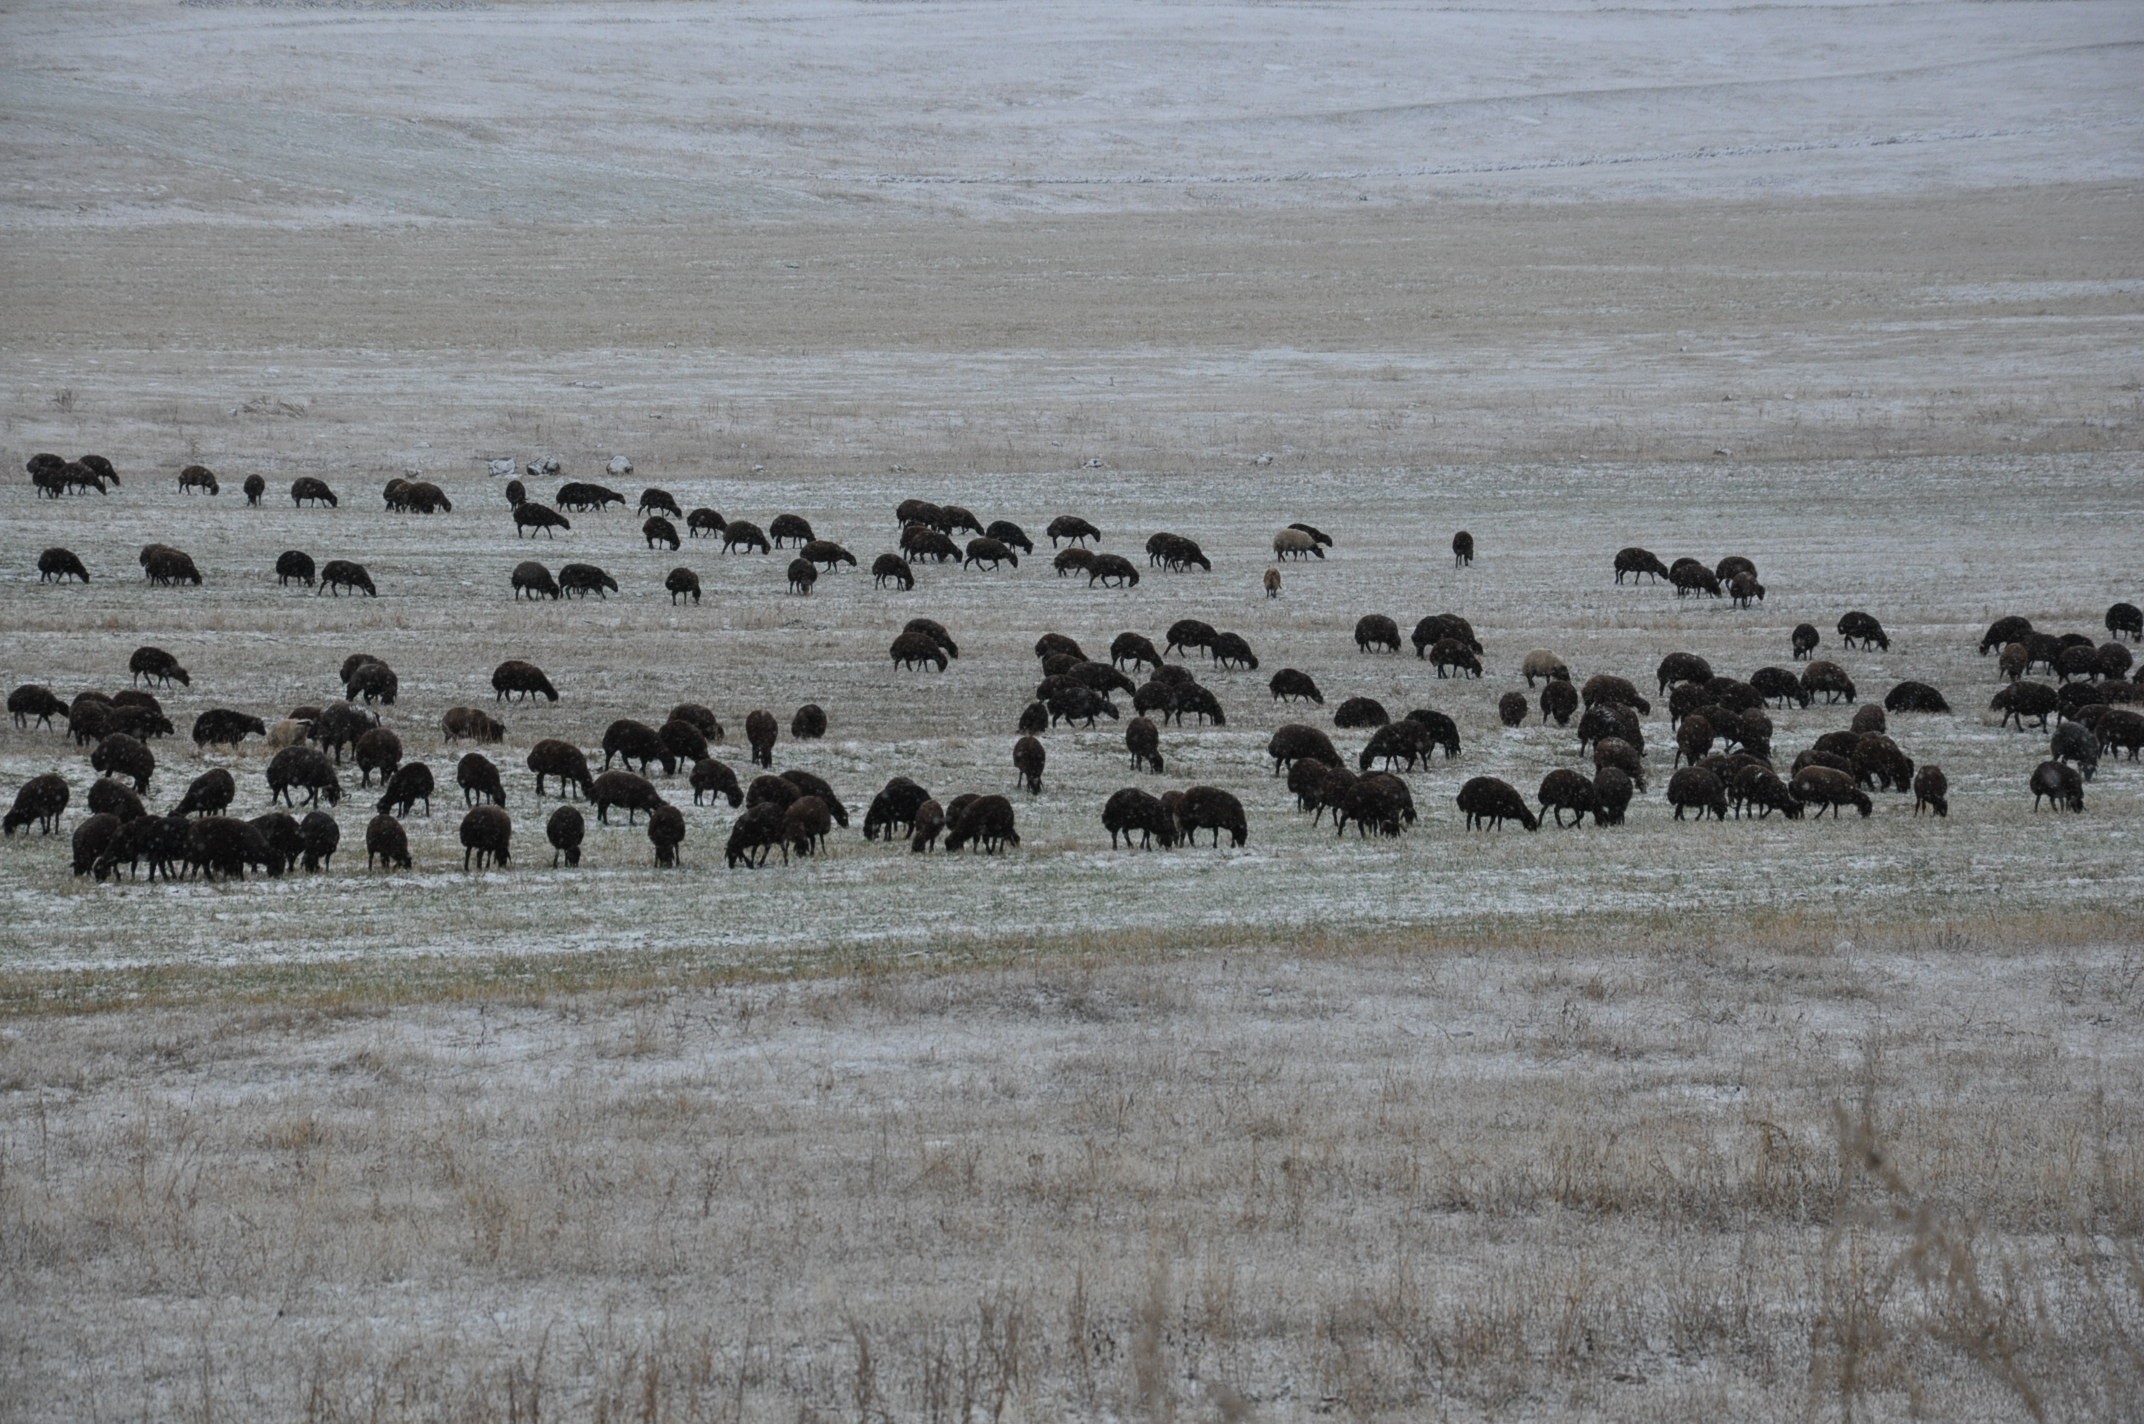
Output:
665,567,702,605
871,554,915,589
1269,669,1322,704
769,513,815,547
1047,515,1101,547
1912,765,1948,818
591,770,665,825
1656,652,1711,695
299,811,341,871
1165,619,1217,659
722,521,771,554
512,561,561,600
514,503,571,538
603,719,677,776
1126,716,1164,774
129,646,190,688
1177,786,1247,848
1336,774,1417,838
319,560,377,597
192,709,268,747
644,517,681,551
649,804,687,866
1451,530,1473,567
783,797,832,857
1789,767,1871,819
2029,760,2084,813
945,794,1020,853
558,563,617,599
9,684,67,730
38,547,90,583
1792,624,1821,660
1836,611,1890,651
1456,777,1538,830
691,758,744,808
1536,770,1597,828
1540,681,1579,727
863,777,930,840
87,780,146,823
92,733,156,793
460,805,513,869
1613,546,1669,583
3,774,70,835
546,805,585,866
659,718,711,767
1103,787,1176,849
1884,681,1950,715
457,752,506,807
1666,767,1728,822
687,507,724,537
802,539,858,570
744,709,779,768
376,762,436,818
1334,696,1389,730
1013,735,1046,795
778,770,848,827
638,487,682,518
367,814,413,869
171,768,236,818
787,558,818,595
725,803,788,868
492,660,559,702
890,630,949,672
291,476,339,507
1267,724,1341,776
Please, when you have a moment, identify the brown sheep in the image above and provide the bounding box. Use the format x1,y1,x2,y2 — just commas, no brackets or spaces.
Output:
724,804,788,868
1334,696,1389,730
2029,760,2084,813
890,630,949,672
1541,680,1579,726
603,719,676,776
780,770,849,827
782,796,832,857
354,727,403,787
460,805,512,869
512,561,560,600
1580,674,1649,714
1498,691,1529,727
1451,530,1473,567
1103,787,1176,849
1521,650,1569,687
786,557,818,595
1592,737,1646,793
747,774,800,813
129,646,190,688
945,794,1021,853
1177,786,1247,848
3,773,70,836
1018,701,1049,736
1264,567,1281,599
908,798,946,853
1354,616,1402,654
648,804,687,866
1656,652,1711,694
637,487,681,518
1800,661,1857,705
491,660,558,703
443,706,507,743
457,752,506,807
1912,765,1948,818
964,537,1018,570
1267,724,1341,776
644,516,682,551
178,464,220,495
318,560,377,597
1592,766,1633,825
527,739,595,799
1456,777,1538,831
1674,714,1714,769
38,546,90,583
665,567,702,605
1125,715,1164,774
863,777,931,840
1991,681,2059,731
299,810,340,871
1013,735,1046,795
786,704,826,741
92,732,156,793
366,814,412,869
769,513,815,547
1054,547,1097,578
744,709,779,768
291,476,338,507
1848,702,1887,736
592,770,665,826
691,758,744,808
1047,515,1101,547
1789,766,1872,819
1613,546,1669,584
1836,611,1889,651
1536,769,1597,828
1665,767,1727,822
375,762,435,818
265,746,341,808
1270,669,1323,704
9,684,67,730
669,704,725,741
1335,774,1417,838
659,718,710,767
873,554,915,589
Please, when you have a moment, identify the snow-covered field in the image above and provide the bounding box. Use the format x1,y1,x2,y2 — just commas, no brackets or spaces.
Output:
2,0,2141,1418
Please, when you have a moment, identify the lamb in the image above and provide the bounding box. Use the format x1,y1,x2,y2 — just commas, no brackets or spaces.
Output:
907,799,947,854
644,516,682,551
872,554,915,589
1788,766,1872,819
1990,681,2059,731
9,685,67,730
1800,662,1857,705
1884,681,1950,715
1013,735,1046,795
691,758,745,808
1666,767,1728,821
290,476,338,508
745,709,779,768
1270,669,1322,704
722,521,771,554
1125,715,1164,773
546,805,585,866
1836,611,1890,651
318,560,377,597
3,774,69,836
558,563,617,599
688,507,726,538
2107,602,2143,643
178,464,220,495
267,746,342,807
591,770,666,826
376,762,436,817
492,661,558,703
460,804,513,869
782,797,832,857
298,810,340,871
1047,515,1101,547
443,705,508,742
92,733,156,793
1103,787,1176,849
1728,572,1766,607
1087,554,1140,588
38,547,90,583
905,618,960,659
1540,681,1579,726
1273,528,1323,561
637,487,681,518
666,567,702,605
172,768,236,818
362,814,411,870
514,503,571,538
725,803,789,868
1456,777,1539,831
945,794,1020,853
603,719,676,776
1656,652,1711,694
1451,530,1474,567
1210,633,1259,670
2029,760,2084,813
648,804,687,866
1334,696,1389,730
863,777,931,839
890,630,949,672
1792,623,1821,660
1613,547,1670,583
1335,774,1417,838
1536,769,1598,828
129,646,190,687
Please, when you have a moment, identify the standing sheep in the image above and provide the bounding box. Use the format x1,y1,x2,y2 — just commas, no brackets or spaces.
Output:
366,814,412,869
460,805,513,869
1013,736,1046,795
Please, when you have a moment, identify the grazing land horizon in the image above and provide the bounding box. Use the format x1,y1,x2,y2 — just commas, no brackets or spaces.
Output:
2,1,2140,1419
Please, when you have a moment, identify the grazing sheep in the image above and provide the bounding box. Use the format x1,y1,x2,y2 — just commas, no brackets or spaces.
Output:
786,558,819,595
896,498,944,528
1674,714,1714,769
1054,547,1096,578
1046,515,1101,547
1102,633,1158,673
1270,669,1322,704
442,708,506,748
2029,760,2084,813
361,813,410,870
690,758,744,809
1669,561,1721,598
1727,572,1766,607
349,728,401,788
38,546,90,583
602,719,676,776
184,710,263,751
1496,691,1529,727
1210,633,1259,671
1048,685,1119,728
1792,624,1821,660
2107,602,2143,643
1801,661,1857,705
290,476,338,508
1789,766,1872,819
555,482,625,513
514,503,571,538
454,752,505,808
862,778,930,840
1538,680,1578,727
91,732,155,794
492,661,558,703
1991,681,2059,731
775,796,828,858
266,746,341,807
9,685,67,731
2098,643,2133,679
902,525,962,562
178,464,220,495
1577,702,1641,755
1979,616,2032,655
1273,528,1323,561
1148,533,1210,572
1428,639,1481,679
1175,787,1246,848
394,481,452,514
1115,715,1164,775
1656,652,1711,695
375,762,435,818
1665,767,1728,821
720,803,786,869
661,566,702,605
317,560,376,597
889,630,949,672
904,798,947,854
1520,650,1569,687
3,774,70,836
589,769,664,826
1165,620,1217,659
298,810,340,871
1835,611,1890,652
1017,701,1049,736
242,474,266,505
2053,644,2101,683
2099,708,2144,759
731,708,774,769
1267,724,1342,776
126,646,189,689
1590,766,1633,826
557,563,617,599
687,507,725,539
1536,769,1598,828
763,513,815,549
1335,773,1417,838
309,703,377,764
70,812,124,876
513,740,590,802
1358,720,1433,773
1593,737,1646,794
1288,523,1333,549
1331,697,1389,731
871,554,915,589
1102,787,1175,849
793,540,854,574
779,771,849,828
1035,632,1086,663
637,486,680,517
1745,667,1806,709
1088,554,1141,588
459,805,512,869
903,618,960,660
1613,547,1670,584
1885,681,1950,715
345,660,398,705
1729,766,1802,820
1456,777,1538,831
945,794,1020,853
644,516,682,551
1409,615,1478,659
507,561,559,601
779,705,822,744
2051,722,2099,781
647,803,687,866
722,521,771,554
975,521,1031,557
1450,530,1475,567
